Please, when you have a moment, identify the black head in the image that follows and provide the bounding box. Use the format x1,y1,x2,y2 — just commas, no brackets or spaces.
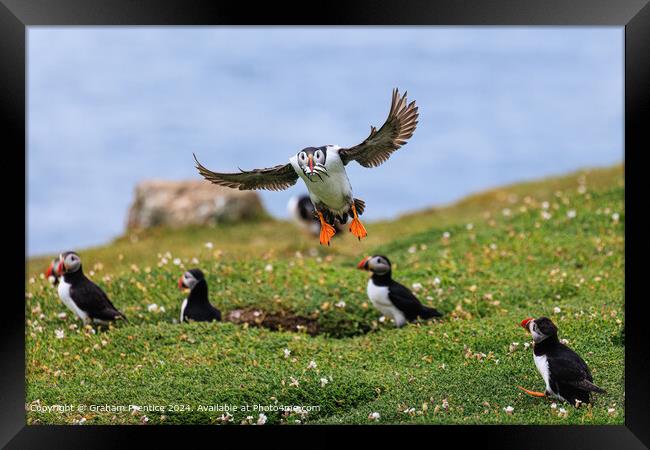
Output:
357,255,392,275
522,316,559,343
179,268,205,290
58,251,82,274
296,146,328,178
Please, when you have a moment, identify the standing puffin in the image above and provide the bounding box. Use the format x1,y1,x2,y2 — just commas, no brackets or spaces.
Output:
194,88,419,246
178,269,221,323
55,251,127,325
519,316,606,406
45,258,60,286
357,255,442,327
287,194,344,237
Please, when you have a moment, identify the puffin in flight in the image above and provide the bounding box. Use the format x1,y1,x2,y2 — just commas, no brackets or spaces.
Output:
178,269,222,323
194,89,419,246
52,251,127,325
357,255,442,327
518,316,606,406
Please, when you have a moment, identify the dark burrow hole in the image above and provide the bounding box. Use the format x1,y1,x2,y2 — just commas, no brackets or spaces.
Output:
224,308,375,338
225,308,320,336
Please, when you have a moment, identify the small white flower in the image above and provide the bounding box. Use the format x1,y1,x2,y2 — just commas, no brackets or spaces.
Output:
607,407,616,416
264,264,273,272
257,413,267,425
611,212,620,222
503,406,514,414
412,282,423,291
147,303,159,312
502,208,511,217
378,316,386,323
289,377,300,387
560,338,569,345
320,377,329,387
567,209,577,219
57,312,67,320
54,329,65,339
553,306,561,314
490,243,498,250
205,242,214,249
191,257,199,264
172,258,181,266
523,342,530,349
541,201,550,210
408,245,417,254
368,412,380,421
433,277,441,286
577,185,587,194
541,211,552,220
142,416,149,423
283,348,291,358
466,223,474,230
335,301,346,308
558,407,568,417
73,417,87,425
442,231,451,239
307,360,317,370
550,402,557,409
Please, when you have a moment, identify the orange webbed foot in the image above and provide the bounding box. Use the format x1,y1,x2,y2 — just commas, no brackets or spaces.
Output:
516,386,546,397
317,211,336,246
349,202,367,241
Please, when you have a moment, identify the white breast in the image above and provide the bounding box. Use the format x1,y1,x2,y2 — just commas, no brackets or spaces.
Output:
180,298,188,322
57,278,88,321
367,280,406,327
534,353,551,393
290,148,353,214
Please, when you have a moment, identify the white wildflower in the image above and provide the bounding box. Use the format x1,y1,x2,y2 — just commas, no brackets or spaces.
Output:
335,301,346,308
466,223,474,230
611,212,620,222
283,348,291,358
553,306,561,314
368,412,380,421
412,282,423,291
204,242,214,249
320,377,329,387
257,413,267,425
264,264,273,272
442,231,451,239
433,277,441,286
504,406,514,414
54,329,65,339
307,360,317,370
567,209,577,219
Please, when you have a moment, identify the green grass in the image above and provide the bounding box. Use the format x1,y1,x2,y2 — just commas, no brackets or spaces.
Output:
25,165,624,425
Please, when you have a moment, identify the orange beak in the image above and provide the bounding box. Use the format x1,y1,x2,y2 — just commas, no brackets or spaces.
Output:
357,256,371,270
56,261,64,276
520,317,533,330
45,262,54,278
308,155,314,173
178,276,185,289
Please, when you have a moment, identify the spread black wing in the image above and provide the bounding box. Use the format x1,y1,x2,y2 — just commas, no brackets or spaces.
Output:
71,278,127,321
339,88,419,167
387,282,429,322
194,154,299,191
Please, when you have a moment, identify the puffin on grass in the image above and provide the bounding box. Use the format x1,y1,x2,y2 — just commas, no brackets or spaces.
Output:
178,269,221,323
357,255,442,327
53,251,127,325
518,316,606,406
194,88,419,246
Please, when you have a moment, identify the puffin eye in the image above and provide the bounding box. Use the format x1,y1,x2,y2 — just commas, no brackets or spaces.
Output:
299,152,306,161
315,150,322,159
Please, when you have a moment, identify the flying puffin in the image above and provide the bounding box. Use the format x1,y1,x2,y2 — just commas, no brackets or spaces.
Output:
54,251,127,325
194,88,419,246
518,316,606,406
45,258,60,286
287,194,344,237
357,255,442,327
178,268,222,323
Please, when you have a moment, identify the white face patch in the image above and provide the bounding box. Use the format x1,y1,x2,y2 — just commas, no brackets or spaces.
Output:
530,321,549,343
183,272,199,290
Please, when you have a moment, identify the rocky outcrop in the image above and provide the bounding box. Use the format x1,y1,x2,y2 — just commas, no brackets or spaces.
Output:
126,180,267,230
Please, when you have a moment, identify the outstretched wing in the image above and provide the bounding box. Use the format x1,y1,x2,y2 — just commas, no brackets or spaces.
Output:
339,88,419,167
194,153,299,191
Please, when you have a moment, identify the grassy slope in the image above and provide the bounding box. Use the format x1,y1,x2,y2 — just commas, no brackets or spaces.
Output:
25,165,624,425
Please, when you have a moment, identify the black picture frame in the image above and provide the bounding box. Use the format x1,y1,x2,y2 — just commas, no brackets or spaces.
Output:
5,0,648,447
